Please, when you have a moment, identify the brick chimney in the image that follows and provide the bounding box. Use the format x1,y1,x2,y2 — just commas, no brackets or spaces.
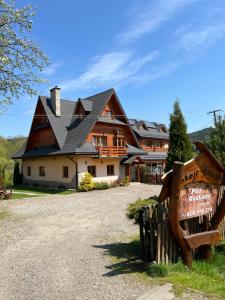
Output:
50,86,61,117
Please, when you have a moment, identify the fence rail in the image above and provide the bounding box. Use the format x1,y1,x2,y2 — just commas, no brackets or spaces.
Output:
139,186,225,264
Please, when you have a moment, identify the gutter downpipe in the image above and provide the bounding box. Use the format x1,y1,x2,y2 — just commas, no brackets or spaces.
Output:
67,155,78,188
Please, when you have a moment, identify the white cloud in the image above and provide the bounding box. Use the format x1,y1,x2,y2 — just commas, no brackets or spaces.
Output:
132,62,179,86
175,22,225,52
118,0,199,43
60,50,159,92
43,62,63,76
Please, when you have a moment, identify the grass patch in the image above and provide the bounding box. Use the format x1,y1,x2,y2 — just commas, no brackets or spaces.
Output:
12,193,39,199
12,185,74,199
166,253,225,298
0,210,11,220
99,236,225,298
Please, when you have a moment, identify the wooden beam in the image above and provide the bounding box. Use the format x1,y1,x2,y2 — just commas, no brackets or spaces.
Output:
185,230,221,249
169,162,193,269
158,171,172,203
211,192,225,230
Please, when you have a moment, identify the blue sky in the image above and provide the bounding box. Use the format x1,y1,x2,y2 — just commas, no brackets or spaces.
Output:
1,0,225,137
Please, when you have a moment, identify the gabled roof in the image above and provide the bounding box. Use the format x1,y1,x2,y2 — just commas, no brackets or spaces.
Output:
60,88,115,154
129,118,169,140
40,96,76,148
123,155,145,165
81,99,93,112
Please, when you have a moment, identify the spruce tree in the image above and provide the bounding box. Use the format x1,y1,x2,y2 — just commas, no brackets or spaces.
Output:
165,100,193,172
207,114,225,167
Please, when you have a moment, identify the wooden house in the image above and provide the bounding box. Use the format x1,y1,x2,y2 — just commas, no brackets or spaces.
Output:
13,87,169,188
129,119,169,175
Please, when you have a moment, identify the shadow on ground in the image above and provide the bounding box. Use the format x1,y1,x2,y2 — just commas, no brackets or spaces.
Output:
93,239,146,277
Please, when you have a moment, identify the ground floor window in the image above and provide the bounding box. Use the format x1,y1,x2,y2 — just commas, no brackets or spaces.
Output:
147,163,163,175
63,166,69,178
27,166,31,176
87,165,96,177
107,165,114,176
39,166,45,177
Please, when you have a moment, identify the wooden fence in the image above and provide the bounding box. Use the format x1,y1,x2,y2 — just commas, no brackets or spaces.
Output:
140,172,162,185
139,186,225,264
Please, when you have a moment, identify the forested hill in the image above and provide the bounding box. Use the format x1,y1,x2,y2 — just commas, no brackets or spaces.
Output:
0,136,26,159
189,127,212,143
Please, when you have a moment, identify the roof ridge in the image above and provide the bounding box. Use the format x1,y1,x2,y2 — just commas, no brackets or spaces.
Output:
40,95,76,104
81,88,114,101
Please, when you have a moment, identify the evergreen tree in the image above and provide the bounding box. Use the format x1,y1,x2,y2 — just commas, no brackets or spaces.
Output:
207,114,225,167
165,100,193,172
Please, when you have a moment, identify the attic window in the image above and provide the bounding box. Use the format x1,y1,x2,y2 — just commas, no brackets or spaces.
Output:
107,111,112,119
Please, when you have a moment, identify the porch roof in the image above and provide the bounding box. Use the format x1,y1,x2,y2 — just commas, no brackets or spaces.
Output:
140,151,167,161
123,155,145,165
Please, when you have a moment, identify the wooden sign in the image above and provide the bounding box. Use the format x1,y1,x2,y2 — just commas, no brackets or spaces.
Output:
159,142,225,268
179,183,219,220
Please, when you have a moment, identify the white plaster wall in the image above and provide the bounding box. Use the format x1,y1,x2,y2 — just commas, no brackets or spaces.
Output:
22,155,122,187
22,156,77,185
76,155,121,185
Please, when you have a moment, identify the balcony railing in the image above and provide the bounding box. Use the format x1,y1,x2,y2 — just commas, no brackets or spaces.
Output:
96,146,128,157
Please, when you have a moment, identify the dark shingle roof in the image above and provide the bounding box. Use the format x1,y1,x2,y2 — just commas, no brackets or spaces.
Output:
40,96,76,148
61,89,114,154
140,151,168,161
98,116,127,125
81,99,93,111
127,144,146,155
129,118,169,140
123,155,145,165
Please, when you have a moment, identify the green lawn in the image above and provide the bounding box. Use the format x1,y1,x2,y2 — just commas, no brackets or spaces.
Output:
105,237,225,299
12,185,74,199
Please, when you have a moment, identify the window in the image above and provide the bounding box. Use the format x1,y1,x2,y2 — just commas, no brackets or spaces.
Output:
93,136,107,147
113,137,125,147
107,111,112,118
27,166,31,176
39,166,45,177
63,166,69,178
147,141,153,147
107,165,114,176
87,165,96,177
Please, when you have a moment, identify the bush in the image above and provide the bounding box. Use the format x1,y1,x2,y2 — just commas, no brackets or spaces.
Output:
77,172,94,192
94,181,110,190
119,176,130,186
126,196,158,223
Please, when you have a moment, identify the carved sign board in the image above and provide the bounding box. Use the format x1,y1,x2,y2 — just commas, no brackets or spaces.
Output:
159,142,225,268
179,183,219,220
177,150,224,220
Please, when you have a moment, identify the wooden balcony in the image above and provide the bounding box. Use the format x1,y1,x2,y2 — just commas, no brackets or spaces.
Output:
96,146,128,157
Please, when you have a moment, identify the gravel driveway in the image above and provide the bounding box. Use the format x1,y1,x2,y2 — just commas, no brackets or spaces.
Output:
0,183,161,300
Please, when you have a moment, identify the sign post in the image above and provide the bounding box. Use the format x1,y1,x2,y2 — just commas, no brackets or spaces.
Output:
159,142,225,268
